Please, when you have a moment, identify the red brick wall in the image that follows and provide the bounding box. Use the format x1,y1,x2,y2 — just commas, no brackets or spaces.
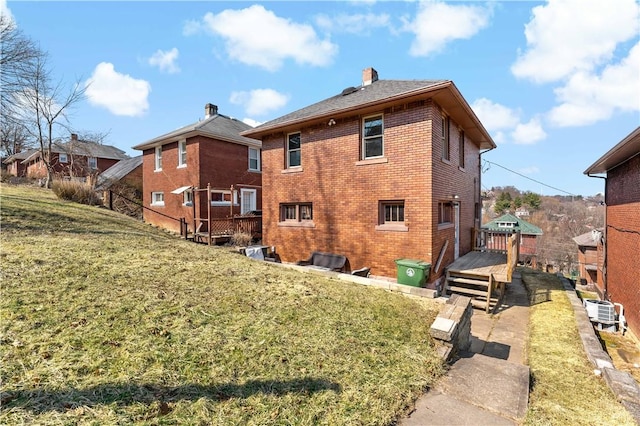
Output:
25,153,119,179
605,154,640,335
141,136,262,234
262,100,482,280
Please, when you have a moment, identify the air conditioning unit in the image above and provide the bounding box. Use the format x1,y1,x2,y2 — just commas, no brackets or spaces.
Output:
583,299,616,323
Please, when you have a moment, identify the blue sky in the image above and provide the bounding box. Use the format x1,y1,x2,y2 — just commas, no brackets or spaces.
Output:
4,0,639,196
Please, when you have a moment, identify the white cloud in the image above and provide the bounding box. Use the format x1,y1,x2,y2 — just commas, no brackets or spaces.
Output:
471,98,547,145
548,41,640,127
405,1,492,57
85,62,151,117
1,0,14,25
230,89,290,116
512,0,640,83
242,118,264,128
510,117,547,145
194,5,338,71
315,12,390,35
518,166,540,175
148,48,180,74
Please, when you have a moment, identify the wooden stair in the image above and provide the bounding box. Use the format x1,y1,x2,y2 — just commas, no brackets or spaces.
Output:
445,270,503,313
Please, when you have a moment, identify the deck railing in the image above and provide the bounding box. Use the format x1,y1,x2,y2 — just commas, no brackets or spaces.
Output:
472,228,520,282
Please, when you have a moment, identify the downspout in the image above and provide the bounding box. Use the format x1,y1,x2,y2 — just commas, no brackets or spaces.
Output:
586,173,607,299
478,147,495,227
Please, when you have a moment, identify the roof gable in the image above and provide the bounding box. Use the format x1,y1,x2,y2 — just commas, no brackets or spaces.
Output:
482,213,543,235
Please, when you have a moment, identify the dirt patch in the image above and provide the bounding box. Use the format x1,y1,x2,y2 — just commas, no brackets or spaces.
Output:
599,329,640,383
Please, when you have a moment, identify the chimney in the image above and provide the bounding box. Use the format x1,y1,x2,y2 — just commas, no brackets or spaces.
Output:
205,103,218,118
362,67,378,86
71,133,78,141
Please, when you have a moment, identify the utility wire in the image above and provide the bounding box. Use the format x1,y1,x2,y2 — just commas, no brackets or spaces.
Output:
483,159,576,196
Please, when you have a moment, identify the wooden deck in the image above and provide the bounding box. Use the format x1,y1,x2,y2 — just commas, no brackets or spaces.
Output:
446,251,510,283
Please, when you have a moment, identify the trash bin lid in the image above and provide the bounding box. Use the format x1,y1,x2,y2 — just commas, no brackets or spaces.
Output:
394,259,430,269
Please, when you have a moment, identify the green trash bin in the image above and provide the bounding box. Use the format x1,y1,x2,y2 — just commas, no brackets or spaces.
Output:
394,259,431,287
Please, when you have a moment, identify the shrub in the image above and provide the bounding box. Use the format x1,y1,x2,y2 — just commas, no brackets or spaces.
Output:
51,180,101,205
230,231,252,247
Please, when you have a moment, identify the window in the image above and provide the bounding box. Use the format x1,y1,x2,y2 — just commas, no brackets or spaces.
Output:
151,192,164,206
382,201,404,223
287,133,301,168
363,115,383,159
178,140,187,167
438,202,453,224
249,147,260,171
88,157,97,169
210,190,237,206
59,153,68,163
459,130,465,168
155,146,162,171
280,203,313,222
441,115,450,161
183,190,193,206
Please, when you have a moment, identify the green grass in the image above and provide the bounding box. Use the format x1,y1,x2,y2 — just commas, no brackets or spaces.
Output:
0,184,444,425
521,269,635,425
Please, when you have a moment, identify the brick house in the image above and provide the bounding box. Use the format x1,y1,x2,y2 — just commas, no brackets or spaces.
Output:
3,148,39,177
132,104,262,234
18,134,128,182
572,229,603,291
482,213,542,264
584,126,640,336
242,68,496,281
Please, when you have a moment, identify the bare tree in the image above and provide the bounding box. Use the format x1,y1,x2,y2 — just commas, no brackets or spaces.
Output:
14,53,85,187
0,120,32,156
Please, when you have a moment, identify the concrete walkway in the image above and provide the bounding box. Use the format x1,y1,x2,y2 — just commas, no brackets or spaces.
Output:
401,272,531,425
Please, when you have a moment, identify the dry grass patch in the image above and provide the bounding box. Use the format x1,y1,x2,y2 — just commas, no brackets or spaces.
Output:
521,269,635,425
0,184,444,425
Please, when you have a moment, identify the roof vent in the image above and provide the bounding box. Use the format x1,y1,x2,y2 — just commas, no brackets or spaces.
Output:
341,86,358,96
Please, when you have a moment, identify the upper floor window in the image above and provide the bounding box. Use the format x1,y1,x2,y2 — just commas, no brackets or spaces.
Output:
459,130,465,168
442,115,450,161
249,147,260,171
155,146,162,171
363,115,383,159
88,157,97,169
178,140,187,167
151,191,164,206
59,153,68,163
287,132,301,168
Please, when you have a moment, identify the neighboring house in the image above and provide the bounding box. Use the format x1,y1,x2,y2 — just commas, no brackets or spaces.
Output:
3,148,39,177
20,134,129,182
572,229,603,292
514,207,530,218
95,156,143,219
242,67,496,280
132,103,262,234
584,126,640,336
481,213,543,264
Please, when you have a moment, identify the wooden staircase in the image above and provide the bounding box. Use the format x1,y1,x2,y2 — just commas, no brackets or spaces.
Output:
445,270,504,313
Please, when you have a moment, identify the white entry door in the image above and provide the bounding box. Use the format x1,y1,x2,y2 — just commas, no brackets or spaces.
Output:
454,202,460,259
240,188,257,214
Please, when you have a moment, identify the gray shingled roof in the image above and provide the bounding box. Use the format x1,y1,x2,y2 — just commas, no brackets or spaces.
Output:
3,148,39,164
132,113,259,150
20,141,129,163
252,79,447,130
572,229,603,247
95,156,142,190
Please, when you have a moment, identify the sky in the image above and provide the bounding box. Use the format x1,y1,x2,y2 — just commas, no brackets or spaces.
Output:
4,0,639,197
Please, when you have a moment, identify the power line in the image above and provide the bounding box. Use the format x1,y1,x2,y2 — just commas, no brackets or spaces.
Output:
483,159,576,196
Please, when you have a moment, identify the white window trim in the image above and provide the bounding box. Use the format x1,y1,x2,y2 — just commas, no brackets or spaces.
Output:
287,132,302,168
59,153,68,163
240,188,257,214
183,190,193,206
362,113,384,160
88,157,98,169
248,147,261,171
151,191,165,206
178,140,187,168
154,146,162,171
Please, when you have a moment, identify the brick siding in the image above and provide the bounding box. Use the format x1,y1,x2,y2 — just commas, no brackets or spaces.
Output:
262,100,482,280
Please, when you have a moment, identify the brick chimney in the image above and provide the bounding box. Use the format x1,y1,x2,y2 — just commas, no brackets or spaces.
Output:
362,67,378,86
205,103,218,118
71,133,78,141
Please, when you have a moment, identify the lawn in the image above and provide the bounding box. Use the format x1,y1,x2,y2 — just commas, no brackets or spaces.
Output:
522,269,635,425
0,184,444,425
